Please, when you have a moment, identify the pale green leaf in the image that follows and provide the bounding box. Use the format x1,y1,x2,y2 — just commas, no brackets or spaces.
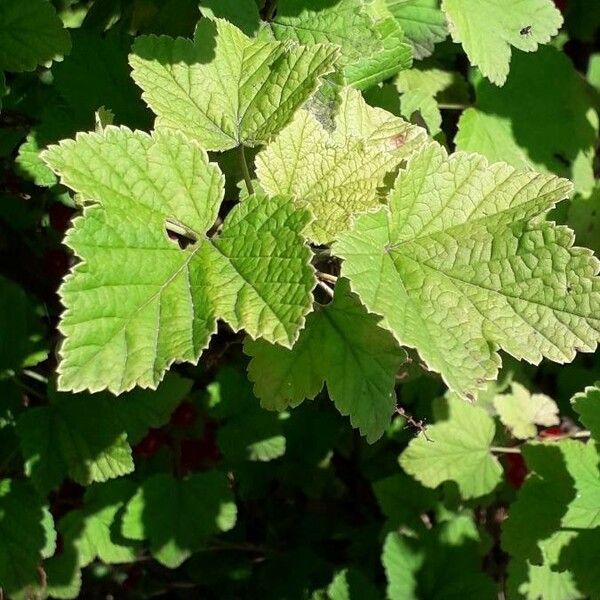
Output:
399,394,502,498
386,0,448,60
121,472,237,568
0,0,71,72
43,127,315,393
334,141,600,399
129,18,337,151
494,382,559,439
455,47,598,195
256,86,426,243
245,279,406,442
441,0,562,85
0,480,56,598
326,568,380,600
571,383,600,442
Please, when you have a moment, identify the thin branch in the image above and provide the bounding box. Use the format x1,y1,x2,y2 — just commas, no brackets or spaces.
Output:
22,369,48,384
490,446,521,454
316,279,334,298
437,102,469,110
263,0,277,21
395,405,431,441
238,144,254,196
316,271,338,284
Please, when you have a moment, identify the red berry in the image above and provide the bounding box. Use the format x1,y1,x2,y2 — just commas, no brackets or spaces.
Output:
179,435,221,475
48,203,76,233
134,428,166,458
170,401,198,428
539,426,563,439
504,453,528,489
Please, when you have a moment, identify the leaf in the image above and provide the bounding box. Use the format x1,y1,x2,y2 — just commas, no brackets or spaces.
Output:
334,141,600,400
0,479,56,597
502,440,600,563
494,382,559,439
43,127,315,393
199,0,261,36
0,275,48,375
246,279,405,442
455,47,598,195
129,18,338,151
326,568,380,600
16,387,134,494
57,479,138,568
270,0,412,89
0,0,71,72
571,384,600,442
399,394,502,498
121,471,237,568
395,66,469,136
386,0,448,60
441,0,562,85
256,86,426,243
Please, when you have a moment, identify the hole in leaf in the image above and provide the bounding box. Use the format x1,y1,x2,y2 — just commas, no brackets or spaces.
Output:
165,220,197,250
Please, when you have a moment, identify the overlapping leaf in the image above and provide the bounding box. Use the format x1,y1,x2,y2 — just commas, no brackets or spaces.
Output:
256,87,426,243
334,141,600,400
43,127,315,394
129,18,337,151
245,279,406,442
441,0,562,85
0,0,71,73
399,394,502,498
572,384,600,441
121,472,237,568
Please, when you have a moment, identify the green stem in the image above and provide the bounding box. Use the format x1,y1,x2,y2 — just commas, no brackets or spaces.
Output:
490,446,521,454
238,145,254,196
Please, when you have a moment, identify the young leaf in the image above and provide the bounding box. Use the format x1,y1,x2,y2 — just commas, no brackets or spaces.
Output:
245,279,406,442
441,0,563,85
129,19,338,151
399,394,502,498
121,471,237,568
43,127,315,393
0,0,71,73
494,382,559,440
334,141,600,400
386,0,448,60
0,480,56,598
256,87,426,243
571,384,600,441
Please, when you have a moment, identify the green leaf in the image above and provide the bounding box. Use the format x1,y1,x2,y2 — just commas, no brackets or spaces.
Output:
129,19,338,151
0,275,48,376
58,479,138,567
386,0,448,60
256,86,426,243
246,279,405,442
0,0,71,72
199,0,261,36
493,382,559,439
441,0,562,85
395,66,469,136
16,387,134,494
271,0,412,89
455,47,598,195
121,471,237,568
0,479,56,597
334,141,599,400
502,440,600,563
572,384,600,442
326,568,380,600
399,394,502,498
568,186,600,255
43,127,315,393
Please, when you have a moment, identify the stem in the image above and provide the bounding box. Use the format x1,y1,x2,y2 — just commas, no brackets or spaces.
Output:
437,102,469,110
490,446,521,454
316,280,334,298
263,0,277,21
22,369,48,384
238,144,254,196
316,271,338,284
